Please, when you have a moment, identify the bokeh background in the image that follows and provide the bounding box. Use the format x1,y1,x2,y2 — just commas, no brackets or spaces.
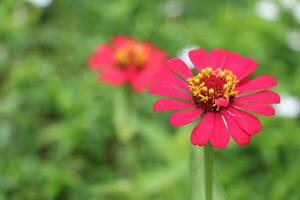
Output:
1,0,300,199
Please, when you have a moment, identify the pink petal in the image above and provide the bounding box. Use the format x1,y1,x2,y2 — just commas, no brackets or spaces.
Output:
222,110,251,146
188,49,210,72
112,35,132,48
149,84,192,99
232,102,275,116
99,69,129,85
229,107,262,135
170,108,203,127
224,52,241,71
210,113,230,148
215,98,229,107
236,75,277,94
209,49,229,69
165,58,194,79
153,99,196,112
130,65,161,93
88,45,114,69
147,48,167,63
237,78,251,86
234,91,280,104
153,68,190,91
234,57,257,80
191,112,215,146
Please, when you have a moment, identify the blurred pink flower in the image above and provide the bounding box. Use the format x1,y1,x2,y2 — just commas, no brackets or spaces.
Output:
89,35,167,93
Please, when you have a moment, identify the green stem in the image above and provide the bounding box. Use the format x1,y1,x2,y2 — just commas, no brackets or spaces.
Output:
187,146,196,200
204,144,214,200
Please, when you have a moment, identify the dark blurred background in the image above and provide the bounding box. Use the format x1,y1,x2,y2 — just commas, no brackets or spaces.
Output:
0,0,300,199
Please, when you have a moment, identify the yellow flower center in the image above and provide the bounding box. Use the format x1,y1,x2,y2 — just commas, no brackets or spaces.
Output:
114,42,148,68
186,67,239,111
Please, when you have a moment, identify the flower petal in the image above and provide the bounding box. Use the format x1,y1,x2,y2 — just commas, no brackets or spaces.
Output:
147,47,167,63
170,108,203,127
215,98,229,107
153,68,190,91
149,84,192,99
234,91,280,104
224,52,241,71
99,69,129,85
229,107,262,135
232,102,275,116
188,49,210,72
210,113,230,148
191,112,215,146
237,78,251,86
209,49,229,69
234,57,257,80
236,75,277,94
112,35,132,48
165,58,193,79
222,110,251,146
153,99,196,112
88,45,114,69
130,65,161,93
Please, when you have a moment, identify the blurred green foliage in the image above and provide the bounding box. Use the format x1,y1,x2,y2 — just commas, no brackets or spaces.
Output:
0,0,300,199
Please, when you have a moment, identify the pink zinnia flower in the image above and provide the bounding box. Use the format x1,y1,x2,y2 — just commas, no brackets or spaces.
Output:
149,49,280,148
89,35,167,92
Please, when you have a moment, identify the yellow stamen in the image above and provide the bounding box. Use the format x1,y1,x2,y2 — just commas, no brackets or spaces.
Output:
187,67,239,111
114,42,148,67
209,88,214,95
